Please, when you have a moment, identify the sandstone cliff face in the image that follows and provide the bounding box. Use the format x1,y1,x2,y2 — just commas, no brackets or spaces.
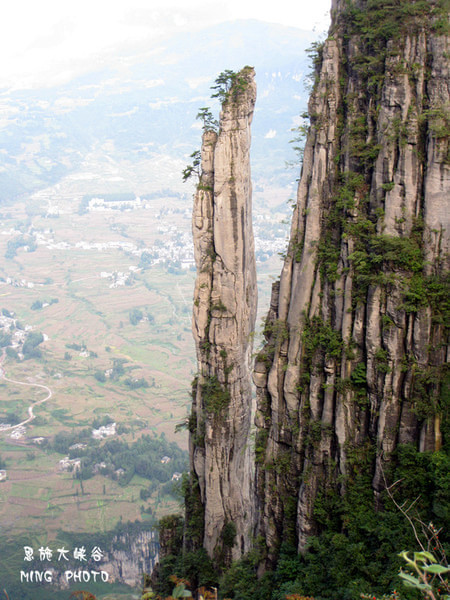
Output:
254,0,449,563
188,66,257,562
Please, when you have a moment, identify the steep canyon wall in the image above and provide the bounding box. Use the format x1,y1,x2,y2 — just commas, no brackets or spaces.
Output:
181,0,449,575
253,0,449,563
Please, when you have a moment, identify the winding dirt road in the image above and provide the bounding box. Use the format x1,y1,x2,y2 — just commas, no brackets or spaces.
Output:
0,350,52,433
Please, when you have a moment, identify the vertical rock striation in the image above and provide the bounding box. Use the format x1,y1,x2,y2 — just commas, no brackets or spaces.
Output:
188,66,257,562
254,0,449,564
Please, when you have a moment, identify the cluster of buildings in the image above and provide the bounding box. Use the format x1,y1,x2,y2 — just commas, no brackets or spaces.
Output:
144,225,195,270
0,424,46,442
69,442,87,451
100,268,137,288
87,196,149,211
74,240,136,252
0,311,38,361
253,216,289,262
21,216,196,271
0,276,35,289
0,424,25,437
10,425,26,439
92,422,116,440
58,456,81,472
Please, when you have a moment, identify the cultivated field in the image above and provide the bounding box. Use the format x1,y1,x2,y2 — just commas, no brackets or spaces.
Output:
0,195,198,538
0,187,285,549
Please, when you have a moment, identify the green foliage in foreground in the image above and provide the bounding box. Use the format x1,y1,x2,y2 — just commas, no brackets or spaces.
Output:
399,550,450,598
157,445,449,600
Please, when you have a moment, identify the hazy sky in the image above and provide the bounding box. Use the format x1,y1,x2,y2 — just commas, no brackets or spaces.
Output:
1,0,331,89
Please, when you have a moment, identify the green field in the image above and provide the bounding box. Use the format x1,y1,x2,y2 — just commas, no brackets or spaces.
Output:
0,199,199,539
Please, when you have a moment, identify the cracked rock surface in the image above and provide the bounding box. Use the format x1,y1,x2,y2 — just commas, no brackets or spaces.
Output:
253,0,449,564
189,66,257,562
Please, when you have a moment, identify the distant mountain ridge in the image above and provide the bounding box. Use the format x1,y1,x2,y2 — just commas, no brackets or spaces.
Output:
0,19,318,203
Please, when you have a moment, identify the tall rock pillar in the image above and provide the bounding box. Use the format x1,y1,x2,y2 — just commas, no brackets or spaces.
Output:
188,66,257,563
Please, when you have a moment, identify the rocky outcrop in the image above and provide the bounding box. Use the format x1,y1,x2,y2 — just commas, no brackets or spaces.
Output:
103,529,158,587
188,66,257,562
254,0,449,564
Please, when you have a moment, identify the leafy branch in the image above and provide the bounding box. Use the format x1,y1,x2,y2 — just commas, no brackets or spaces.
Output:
182,150,201,183
398,550,449,600
286,112,309,169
